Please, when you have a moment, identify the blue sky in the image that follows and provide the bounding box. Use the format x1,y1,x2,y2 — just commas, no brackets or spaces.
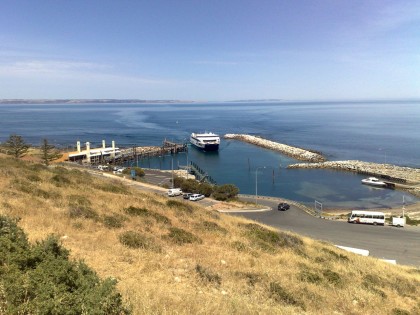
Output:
1,0,419,101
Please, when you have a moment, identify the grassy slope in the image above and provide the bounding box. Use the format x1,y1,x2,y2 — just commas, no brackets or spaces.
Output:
0,155,419,315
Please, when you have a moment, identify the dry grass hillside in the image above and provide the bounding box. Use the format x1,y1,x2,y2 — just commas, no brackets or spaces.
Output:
0,155,419,315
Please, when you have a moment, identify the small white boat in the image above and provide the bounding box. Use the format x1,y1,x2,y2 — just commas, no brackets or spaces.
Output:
190,132,220,151
361,177,387,187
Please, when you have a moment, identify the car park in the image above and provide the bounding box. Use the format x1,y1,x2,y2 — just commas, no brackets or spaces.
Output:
183,193,193,199
189,194,205,201
278,202,290,211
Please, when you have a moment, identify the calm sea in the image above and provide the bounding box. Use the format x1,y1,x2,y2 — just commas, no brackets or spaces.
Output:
1,101,419,209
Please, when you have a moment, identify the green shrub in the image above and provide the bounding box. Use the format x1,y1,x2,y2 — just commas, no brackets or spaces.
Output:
196,221,227,234
124,206,150,217
197,182,213,197
27,174,42,182
68,195,92,208
123,206,171,225
95,182,130,194
391,308,410,315
164,227,202,245
51,174,71,187
195,264,221,285
235,271,262,286
0,216,130,314
322,269,342,286
269,282,304,309
12,179,60,200
151,212,171,225
299,270,322,284
231,241,247,252
241,223,303,253
103,214,125,229
405,215,420,226
177,178,215,197
68,206,99,221
212,184,239,201
119,231,161,252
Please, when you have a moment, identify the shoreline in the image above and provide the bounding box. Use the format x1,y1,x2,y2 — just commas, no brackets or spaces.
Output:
224,134,326,162
288,160,420,197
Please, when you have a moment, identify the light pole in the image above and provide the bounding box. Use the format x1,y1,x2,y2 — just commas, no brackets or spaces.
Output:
255,166,266,205
171,156,174,189
378,148,387,164
178,143,189,179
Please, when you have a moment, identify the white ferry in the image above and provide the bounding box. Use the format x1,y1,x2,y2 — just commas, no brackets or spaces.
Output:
190,132,220,151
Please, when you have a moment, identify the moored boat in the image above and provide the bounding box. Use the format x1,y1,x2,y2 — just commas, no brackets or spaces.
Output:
190,132,220,151
361,177,387,187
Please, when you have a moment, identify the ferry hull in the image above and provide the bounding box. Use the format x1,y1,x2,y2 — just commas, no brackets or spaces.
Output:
190,132,220,152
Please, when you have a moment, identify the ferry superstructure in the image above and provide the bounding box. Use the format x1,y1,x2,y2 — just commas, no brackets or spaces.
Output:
190,132,220,151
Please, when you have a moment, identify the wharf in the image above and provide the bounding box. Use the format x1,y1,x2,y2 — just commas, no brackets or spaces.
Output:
224,134,325,162
103,140,187,165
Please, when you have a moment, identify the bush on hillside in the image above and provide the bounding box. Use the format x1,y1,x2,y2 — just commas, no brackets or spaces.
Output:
164,227,202,245
212,184,239,201
241,223,303,253
103,213,126,229
0,215,130,314
123,206,171,225
174,176,239,199
119,231,161,252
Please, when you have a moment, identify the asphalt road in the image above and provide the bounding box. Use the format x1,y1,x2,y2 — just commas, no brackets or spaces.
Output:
233,198,420,267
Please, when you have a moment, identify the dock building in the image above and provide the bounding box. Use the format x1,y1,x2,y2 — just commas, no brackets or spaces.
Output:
67,140,120,164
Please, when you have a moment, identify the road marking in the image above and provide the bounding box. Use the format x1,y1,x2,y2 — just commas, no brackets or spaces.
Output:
335,245,370,257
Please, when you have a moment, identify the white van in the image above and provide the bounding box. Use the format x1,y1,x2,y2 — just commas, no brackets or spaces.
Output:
167,188,182,197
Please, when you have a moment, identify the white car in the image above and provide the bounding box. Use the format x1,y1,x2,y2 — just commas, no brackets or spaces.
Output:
189,194,205,201
168,188,183,197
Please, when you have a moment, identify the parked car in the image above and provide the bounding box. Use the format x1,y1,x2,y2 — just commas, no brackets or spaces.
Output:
189,194,205,201
278,202,290,211
183,193,193,199
167,188,182,197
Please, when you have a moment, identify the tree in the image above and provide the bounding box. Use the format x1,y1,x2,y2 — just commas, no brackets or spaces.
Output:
212,184,239,201
40,139,62,165
3,134,29,158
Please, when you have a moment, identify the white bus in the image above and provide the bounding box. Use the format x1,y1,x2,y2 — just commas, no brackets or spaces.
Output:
348,210,385,226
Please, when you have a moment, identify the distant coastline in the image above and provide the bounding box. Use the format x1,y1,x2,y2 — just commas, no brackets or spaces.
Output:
0,99,197,105
1,98,419,105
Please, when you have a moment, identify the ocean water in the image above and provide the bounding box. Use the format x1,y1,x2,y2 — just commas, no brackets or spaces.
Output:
0,101,419,209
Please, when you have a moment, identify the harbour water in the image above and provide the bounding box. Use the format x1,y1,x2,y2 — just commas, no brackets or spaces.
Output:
0,101,419,209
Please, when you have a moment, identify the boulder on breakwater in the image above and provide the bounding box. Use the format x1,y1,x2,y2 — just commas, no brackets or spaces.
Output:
224,134,326,162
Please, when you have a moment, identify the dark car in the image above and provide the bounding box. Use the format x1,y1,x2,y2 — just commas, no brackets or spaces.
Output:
183,193,193,199
278,202,290,211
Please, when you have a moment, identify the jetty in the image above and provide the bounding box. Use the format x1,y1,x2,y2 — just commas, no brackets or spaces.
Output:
224,134,326,162
66,139,187,165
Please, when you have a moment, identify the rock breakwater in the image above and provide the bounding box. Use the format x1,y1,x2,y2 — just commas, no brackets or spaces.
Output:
224,134,326,162
288,160,420,182
288,160,420,196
